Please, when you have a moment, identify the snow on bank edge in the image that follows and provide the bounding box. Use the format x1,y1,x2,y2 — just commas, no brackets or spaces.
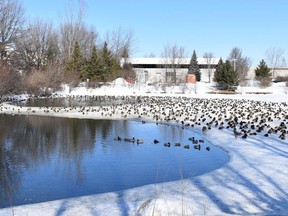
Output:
1,84,288,215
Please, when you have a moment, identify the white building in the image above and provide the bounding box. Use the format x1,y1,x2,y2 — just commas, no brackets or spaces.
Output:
246,67,288,80
124,58,288,84
125,57,220,84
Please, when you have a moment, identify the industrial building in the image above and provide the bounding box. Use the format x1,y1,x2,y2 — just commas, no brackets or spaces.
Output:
124,57,288,84
124,57,220,84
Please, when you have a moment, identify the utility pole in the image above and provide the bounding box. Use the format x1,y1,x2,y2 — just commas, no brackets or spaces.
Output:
232,58,237,71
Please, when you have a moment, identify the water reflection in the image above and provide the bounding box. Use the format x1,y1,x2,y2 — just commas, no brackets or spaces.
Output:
0,114,229,208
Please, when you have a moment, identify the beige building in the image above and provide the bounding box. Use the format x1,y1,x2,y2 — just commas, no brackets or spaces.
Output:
125,58,288,84
246,67,288,80
125,57,220,84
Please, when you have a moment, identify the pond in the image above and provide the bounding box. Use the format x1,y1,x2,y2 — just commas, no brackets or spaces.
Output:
0,114,230,208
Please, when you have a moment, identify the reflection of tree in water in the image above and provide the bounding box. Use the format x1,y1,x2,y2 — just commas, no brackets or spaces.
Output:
58,118,113,183
0,114,114,206
0,146,20,208
0,115,21,207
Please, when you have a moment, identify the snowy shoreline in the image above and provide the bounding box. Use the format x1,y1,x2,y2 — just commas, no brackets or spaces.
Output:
1,90,288,216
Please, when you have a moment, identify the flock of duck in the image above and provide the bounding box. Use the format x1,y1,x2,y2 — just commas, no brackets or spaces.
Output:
113,135,210,151
107,95,287,143
1,95,288,147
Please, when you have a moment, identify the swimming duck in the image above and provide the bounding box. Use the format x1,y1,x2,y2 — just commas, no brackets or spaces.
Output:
124,137,135,142
114,136,122,141
153,139,159,144
137,139,144,144
164,142,171,147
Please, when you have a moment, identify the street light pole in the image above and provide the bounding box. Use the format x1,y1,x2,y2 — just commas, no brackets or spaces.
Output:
232,58,237,71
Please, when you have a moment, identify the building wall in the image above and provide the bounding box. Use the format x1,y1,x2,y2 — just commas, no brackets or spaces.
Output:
129,58,288,84
134,68,217,84
126,57,219,84
246,68,288,80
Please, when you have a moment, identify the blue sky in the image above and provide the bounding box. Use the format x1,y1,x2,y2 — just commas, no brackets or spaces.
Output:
23,0,288,66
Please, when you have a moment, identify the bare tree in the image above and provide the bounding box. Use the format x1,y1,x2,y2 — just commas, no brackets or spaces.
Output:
161,43,186,84
60,23,97,62
46,28,60,64
121,62,136,83
25,69,50,96
59,0,98,62
105,28,136,62
0,60,20,95
25,63,64,96
228,47,252,84
43,63,64,90
14,19,59,73
266,47,285,79
203,52,215,83
0,0,24,59
145,53,156,58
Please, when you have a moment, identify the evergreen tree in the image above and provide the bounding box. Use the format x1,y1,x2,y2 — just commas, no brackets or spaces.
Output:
100,41,120,82
255,59,271,78
225,60,238,86
65,41,84,81
188,50,201,81
214,58,225,85
100,42,113,82
214,58,239,89
85,45,103,81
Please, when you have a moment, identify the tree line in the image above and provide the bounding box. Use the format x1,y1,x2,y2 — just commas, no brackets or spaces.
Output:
0,0,135,96
213,51,275,89
0,0,286,96
190,47,279,89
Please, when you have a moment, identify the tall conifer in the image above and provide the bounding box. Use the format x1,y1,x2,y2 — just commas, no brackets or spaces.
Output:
214,59,238,89
255,59,271,78
214,58,225,85
65,41,84,83
100,41,120,82
85,45,102,81
188,50,201,81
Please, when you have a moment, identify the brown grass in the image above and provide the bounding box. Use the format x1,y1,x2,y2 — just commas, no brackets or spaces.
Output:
207,90,238,94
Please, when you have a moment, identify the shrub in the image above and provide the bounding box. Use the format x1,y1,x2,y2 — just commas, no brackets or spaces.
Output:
259,77,272,88
25,63,64,96
0,60,21,95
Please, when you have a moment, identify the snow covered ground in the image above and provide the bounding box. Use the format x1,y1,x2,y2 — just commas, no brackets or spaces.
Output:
1,81,288,216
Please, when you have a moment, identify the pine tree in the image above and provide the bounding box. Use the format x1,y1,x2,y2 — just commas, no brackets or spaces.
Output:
214,58,225,85
100,42,113,82
65,41,84,81
100,41,120,82
225,60,238,86
85,45,103,81
255,59,271,78
188,50,201,81
214,58,239,89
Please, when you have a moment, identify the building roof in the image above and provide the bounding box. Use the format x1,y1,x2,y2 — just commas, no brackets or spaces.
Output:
125,57,220,65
